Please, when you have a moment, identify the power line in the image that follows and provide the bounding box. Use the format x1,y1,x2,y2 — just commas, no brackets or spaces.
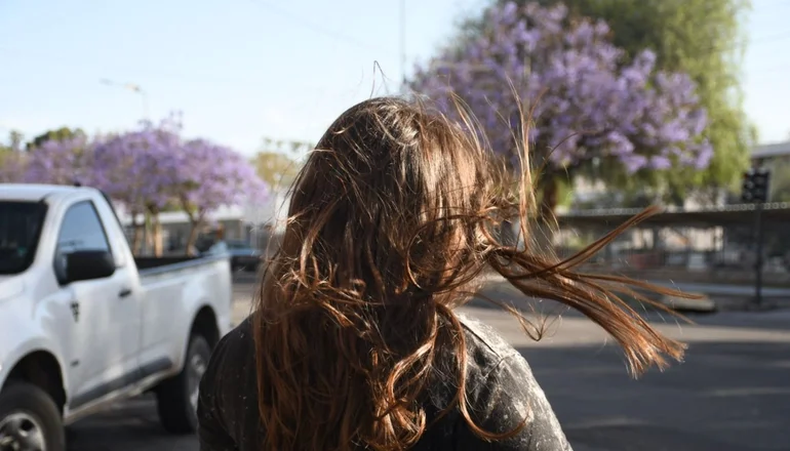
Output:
745,63,790,79
400,0,407,90
0,46,279,86
750,31,790,45
246,0,391,55
100,79,149,119
0,3,399,86
1,10,789,87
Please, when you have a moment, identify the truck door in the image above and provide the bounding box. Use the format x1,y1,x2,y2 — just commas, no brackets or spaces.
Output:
54,200,140,410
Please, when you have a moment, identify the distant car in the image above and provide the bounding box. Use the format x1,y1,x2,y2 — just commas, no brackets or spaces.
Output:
207,240,261,272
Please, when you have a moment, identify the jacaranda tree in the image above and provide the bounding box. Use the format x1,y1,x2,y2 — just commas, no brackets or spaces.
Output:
22,133,94,186
410,1,712,219
176,138,269,254
14,113,268,256
92,115,184,255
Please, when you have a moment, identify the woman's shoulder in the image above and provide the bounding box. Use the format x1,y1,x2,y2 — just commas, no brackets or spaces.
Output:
457,312,522,367
211,317,255,366
456,311,544,405
200,317,256,400
453,313,573,449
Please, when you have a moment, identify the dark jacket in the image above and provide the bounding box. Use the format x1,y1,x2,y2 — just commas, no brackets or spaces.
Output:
197,313,573,450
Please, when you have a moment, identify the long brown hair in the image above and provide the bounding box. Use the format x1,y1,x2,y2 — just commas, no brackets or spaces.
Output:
253,96,689,450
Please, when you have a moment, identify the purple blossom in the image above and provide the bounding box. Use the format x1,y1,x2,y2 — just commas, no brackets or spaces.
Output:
0,151,27,183
649,155,672,170
91,115,184,213
409,1,711,176
23,134,94,185
16,113,269,224
622,154,648,174
175,139,269,224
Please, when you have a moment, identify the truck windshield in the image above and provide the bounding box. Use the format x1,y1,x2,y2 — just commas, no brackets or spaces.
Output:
0,201,47,275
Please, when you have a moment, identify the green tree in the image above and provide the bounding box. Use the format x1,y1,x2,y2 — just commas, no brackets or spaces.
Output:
469,0,755,205
7,131,24,152
253,138,310,190
252,151,301,190
0,131,27,182
26,127,86,151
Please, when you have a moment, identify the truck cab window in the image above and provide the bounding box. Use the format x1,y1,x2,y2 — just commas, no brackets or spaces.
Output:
54,201,113,283
0,201,47,275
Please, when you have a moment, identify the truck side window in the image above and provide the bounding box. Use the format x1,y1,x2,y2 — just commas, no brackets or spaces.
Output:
54,201,113,284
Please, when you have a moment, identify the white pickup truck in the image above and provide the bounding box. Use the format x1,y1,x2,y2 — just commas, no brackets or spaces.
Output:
0,184,234,450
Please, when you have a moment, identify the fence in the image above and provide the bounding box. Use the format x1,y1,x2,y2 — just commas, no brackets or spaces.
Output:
231,203,790,288
555,204,790,287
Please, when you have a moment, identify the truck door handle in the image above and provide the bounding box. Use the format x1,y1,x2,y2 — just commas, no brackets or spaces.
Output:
118,288,133,298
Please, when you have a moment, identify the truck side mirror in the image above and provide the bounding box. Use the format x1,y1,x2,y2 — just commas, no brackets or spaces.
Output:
65,250,116,283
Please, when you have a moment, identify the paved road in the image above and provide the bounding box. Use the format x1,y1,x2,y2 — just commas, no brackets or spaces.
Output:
67,281,790,451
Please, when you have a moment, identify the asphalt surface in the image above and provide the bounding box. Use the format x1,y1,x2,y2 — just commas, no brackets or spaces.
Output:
650,280,790,298
66,279,790,451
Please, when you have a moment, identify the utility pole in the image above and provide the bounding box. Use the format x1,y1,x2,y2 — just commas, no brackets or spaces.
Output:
100,79,149,119
399,0,407,93
741,167,771,307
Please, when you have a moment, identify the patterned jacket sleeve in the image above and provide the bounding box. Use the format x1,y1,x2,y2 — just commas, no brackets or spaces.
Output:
454,351,573,451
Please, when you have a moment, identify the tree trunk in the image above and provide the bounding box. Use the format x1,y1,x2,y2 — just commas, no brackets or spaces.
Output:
131,211,143,256
536,175,560,251
152,218,163,257
144,213,154,255
185,219,203,256
179,198,202,257
539,174,559,224
146,207,164,257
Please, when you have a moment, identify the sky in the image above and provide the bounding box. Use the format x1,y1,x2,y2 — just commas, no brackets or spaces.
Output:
1,0,789,157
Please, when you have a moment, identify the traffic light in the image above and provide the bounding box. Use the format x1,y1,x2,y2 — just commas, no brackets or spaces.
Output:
741,168,771,203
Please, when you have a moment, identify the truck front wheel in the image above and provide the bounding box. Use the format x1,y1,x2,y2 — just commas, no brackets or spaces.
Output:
156,334,211,434
0,382,65,451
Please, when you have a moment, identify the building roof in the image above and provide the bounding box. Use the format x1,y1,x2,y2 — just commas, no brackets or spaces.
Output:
753,142,790,160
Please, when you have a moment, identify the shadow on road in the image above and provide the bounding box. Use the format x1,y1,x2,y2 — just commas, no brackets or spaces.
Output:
68,277,790,450
521,341,790,451
67,339,790,451
68,340,790,451
66,397,196,451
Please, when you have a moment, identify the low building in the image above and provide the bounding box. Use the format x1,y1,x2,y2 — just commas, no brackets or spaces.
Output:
753,141,790,162
116,189,291,253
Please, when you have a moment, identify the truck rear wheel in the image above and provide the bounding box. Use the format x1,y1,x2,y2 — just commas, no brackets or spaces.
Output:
0,382,65,451
156,334,211,434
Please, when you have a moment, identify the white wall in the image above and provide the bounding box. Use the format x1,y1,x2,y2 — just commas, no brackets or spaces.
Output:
241,188,290,231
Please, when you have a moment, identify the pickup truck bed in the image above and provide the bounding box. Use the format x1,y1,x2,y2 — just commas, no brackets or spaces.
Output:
135,256,203,270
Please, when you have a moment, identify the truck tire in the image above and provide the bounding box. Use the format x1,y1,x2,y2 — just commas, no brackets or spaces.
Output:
0,382,65,451
156,334,211,434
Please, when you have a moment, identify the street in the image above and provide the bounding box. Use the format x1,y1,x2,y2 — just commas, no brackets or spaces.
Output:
66,279,790,451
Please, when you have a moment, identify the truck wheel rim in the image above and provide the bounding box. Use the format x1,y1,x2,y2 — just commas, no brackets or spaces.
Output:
188,352,208,413
0,412,46,451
